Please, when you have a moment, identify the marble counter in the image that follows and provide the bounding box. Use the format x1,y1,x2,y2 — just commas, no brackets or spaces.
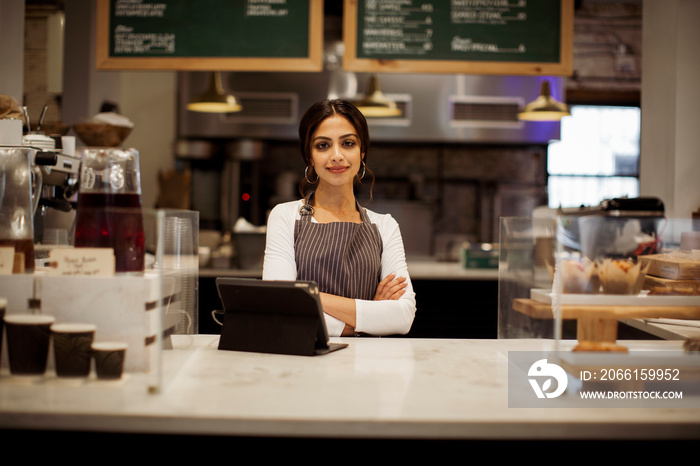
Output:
0,336,698,440
622,318,700,341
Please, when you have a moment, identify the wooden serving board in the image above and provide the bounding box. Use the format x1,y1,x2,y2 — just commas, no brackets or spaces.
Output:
513,298,700,320
512,298,700,343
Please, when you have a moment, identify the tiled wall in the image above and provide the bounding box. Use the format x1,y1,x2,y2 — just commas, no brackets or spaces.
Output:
262,140,547,255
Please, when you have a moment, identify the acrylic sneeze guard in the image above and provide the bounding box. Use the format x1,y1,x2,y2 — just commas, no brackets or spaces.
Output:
498,214,699,347
0,208,199,394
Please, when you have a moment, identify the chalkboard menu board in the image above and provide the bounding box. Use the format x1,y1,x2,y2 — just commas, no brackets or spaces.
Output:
343,0,573,76
96,0,323,71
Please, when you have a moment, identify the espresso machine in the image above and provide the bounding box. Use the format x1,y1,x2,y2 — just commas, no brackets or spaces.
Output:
557,196,666,259
10,102,83,247
31,143,81,247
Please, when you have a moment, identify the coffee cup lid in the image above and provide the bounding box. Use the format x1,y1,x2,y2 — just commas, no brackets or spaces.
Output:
4,314,55,324
91,341,127,351
51,322,97,333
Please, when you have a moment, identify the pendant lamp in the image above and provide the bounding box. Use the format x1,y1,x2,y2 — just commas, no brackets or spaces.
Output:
354,74,401,118
186,71,242,113
517,80,570,121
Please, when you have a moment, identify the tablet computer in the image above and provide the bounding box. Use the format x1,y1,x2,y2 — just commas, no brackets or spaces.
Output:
215,277,348,356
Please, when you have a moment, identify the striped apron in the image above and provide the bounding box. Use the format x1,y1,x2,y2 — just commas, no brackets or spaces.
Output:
294,200,382,301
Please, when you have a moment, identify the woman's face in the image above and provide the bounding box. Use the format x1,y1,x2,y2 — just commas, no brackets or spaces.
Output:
310,115,364,189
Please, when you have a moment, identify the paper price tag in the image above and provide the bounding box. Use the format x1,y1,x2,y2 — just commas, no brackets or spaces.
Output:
48,248,115,276
0,247,14,275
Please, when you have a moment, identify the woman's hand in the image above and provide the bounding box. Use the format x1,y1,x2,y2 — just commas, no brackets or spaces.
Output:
374,273,407,301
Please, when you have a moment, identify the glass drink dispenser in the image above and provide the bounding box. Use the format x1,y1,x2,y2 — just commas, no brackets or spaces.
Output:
73,147,145,274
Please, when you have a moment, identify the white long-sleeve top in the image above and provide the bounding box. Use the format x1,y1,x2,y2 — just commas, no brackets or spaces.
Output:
262,199,416,337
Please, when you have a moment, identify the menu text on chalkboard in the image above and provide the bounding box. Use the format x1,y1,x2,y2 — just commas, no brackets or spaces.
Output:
344,0,573,76
97,0,324,71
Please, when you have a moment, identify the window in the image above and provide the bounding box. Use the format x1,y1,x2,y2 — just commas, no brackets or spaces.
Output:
547,105,641,209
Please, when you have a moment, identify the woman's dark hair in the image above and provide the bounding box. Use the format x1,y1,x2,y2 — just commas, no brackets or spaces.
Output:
298,99,374,198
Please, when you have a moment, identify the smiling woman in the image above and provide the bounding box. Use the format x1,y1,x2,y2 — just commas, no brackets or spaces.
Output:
298,99,373,204
309,115,363,207
262,99,417,337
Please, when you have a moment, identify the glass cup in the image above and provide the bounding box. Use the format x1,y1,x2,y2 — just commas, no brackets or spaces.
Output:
73,148,144,274
0,147,42,273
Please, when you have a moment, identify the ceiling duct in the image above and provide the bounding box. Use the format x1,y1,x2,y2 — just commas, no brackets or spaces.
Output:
366,94,411,127
223,92,298,124
449,96,524,129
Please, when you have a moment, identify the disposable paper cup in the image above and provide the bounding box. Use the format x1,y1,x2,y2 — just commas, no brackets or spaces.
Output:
91,342,127,380
4,314,55,376
51,323,96,377
60,135,76,156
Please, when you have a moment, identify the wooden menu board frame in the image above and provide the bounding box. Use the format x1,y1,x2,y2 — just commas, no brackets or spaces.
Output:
96,0,324,72
343,0,574,76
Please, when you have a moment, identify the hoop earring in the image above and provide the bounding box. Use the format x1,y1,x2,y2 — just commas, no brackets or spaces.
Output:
357,161,366,180
304,166,319,184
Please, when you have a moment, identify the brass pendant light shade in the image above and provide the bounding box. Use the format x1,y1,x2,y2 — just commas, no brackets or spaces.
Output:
354,74,401,118
187,71,242,113
517,80,570,121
